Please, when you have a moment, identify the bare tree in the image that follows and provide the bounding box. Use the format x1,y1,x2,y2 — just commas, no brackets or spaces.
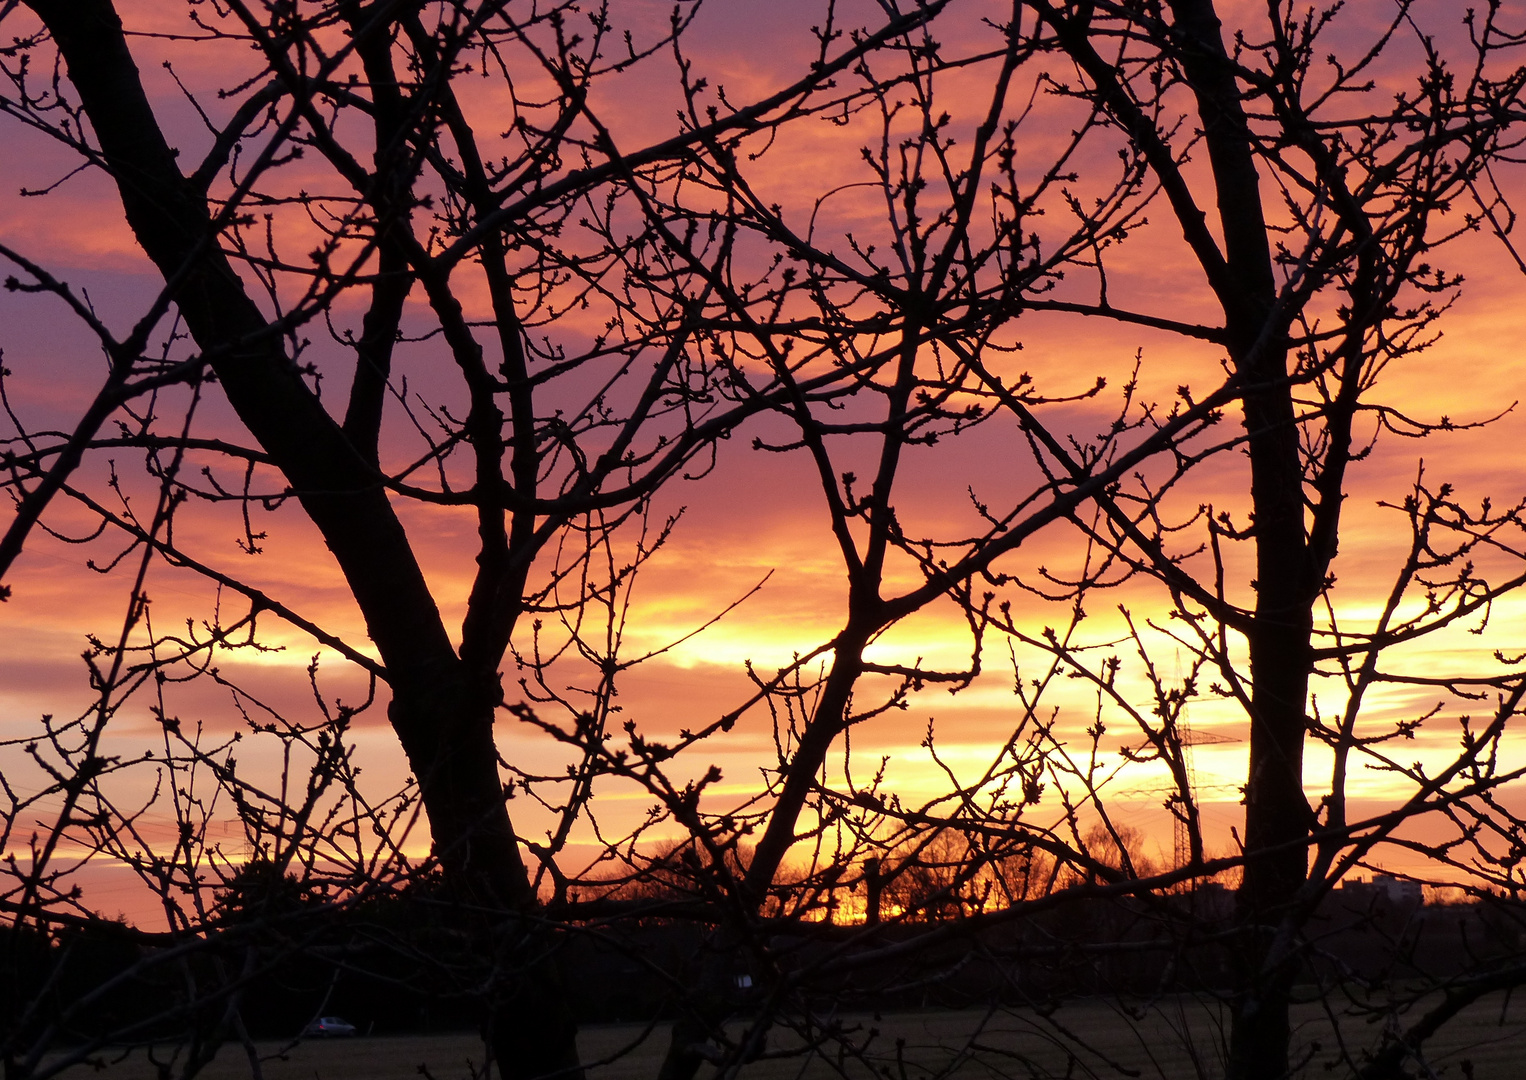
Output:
6,3,1526,1080
0,0,965,1074
571,2,1526,1078
984,3,1526,1078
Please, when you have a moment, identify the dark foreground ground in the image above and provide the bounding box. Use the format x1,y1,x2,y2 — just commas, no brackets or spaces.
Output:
49,995,1526,1080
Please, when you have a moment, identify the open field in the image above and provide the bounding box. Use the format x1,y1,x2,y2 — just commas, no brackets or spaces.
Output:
45,995,1526,1080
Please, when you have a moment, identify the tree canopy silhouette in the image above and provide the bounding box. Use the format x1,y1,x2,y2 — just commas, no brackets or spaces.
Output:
5,3,1526,1080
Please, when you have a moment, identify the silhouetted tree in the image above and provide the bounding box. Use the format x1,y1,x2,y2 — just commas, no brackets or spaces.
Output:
5,4,1526,1080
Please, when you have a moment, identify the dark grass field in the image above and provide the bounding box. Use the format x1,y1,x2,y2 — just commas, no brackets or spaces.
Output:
48,994,1526,1079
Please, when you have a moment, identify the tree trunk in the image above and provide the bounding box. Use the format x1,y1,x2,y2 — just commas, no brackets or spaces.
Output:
1165,3,1314,1077
25,4,581,1075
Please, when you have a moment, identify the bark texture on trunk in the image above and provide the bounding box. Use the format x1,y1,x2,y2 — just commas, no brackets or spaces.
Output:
26,4,581,1075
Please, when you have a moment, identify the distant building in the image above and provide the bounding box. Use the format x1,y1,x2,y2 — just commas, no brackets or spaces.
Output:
1373,875,1425,906
1338,874,1424,908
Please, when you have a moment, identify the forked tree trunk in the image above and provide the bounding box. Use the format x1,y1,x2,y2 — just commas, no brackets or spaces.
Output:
25,4,581,1076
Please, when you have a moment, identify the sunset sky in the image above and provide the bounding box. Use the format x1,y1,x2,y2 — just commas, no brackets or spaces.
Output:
4,0,1526,924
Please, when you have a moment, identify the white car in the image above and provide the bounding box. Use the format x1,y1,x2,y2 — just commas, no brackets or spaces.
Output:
302,1016,357,1038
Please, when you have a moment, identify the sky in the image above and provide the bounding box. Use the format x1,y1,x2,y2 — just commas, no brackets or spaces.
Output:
3,0,1526,925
